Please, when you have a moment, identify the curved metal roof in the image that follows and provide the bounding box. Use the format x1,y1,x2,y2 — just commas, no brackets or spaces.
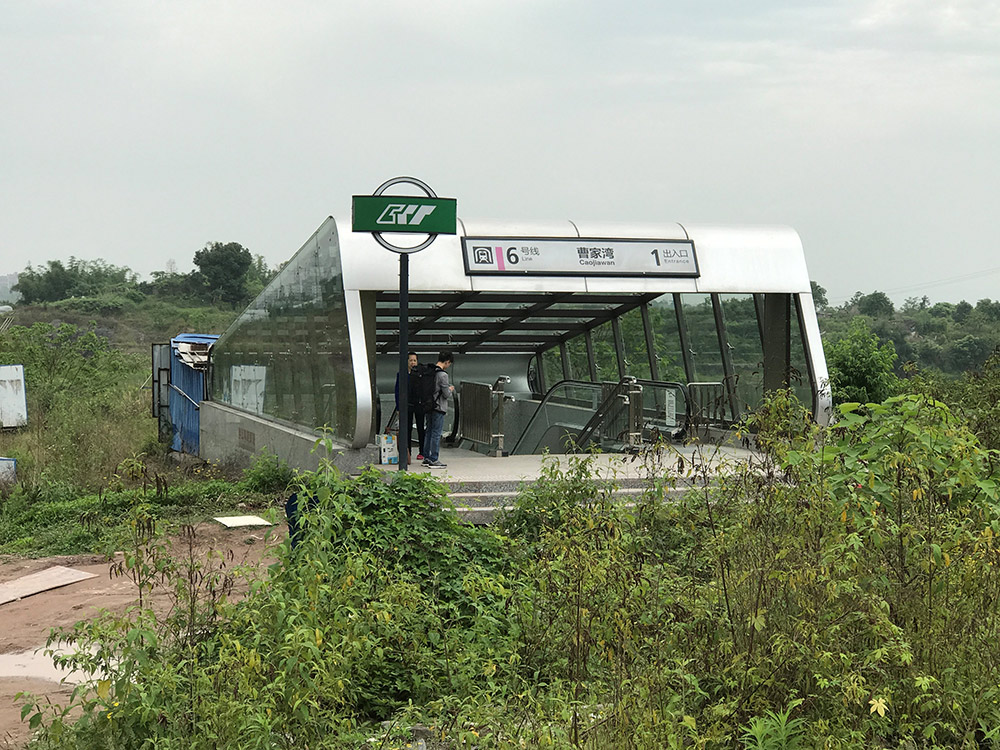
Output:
337,217,811,296
331,215,814,355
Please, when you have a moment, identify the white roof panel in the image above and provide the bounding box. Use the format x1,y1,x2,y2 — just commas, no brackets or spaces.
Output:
337,217,811,295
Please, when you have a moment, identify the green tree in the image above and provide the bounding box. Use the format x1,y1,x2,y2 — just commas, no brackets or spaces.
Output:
953,299,973,322
140,270,199,300
243,253,276,299
975,298,1000,321
13,258,138,303
193,242,253,306
810,280,828,309
855,290,895,317
948,334,992,372
825,318,898,404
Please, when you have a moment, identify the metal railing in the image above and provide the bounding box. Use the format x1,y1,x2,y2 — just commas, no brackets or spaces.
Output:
458,376,511,456
688,381,728,427
512,377,689,455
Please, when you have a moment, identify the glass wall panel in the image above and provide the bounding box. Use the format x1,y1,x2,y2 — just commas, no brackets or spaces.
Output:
679,294,725,382
541,347,564,389
719,294,765,413
790,296,815,410
619,307,652,379
589,321,620,382
648,295,687,382
565,337,590,382
210,220,358,444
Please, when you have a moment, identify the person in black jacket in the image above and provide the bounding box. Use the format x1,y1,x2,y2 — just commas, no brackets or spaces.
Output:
395,351,426,461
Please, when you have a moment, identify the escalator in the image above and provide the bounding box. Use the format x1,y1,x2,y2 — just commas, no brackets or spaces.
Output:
510,378,689,455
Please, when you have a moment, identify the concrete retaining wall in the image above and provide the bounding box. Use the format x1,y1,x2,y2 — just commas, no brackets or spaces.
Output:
199,401,380,474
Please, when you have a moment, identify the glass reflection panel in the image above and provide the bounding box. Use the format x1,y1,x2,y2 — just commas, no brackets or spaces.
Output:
210,221,357,443
720,294,765,414
648,295,687,382
585,321,617,382
790,296,814,410
619,307,651,379
679,294,725,382
541,347,564,389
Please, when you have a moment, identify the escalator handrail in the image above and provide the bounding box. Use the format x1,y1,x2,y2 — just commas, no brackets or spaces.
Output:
512,378,691,455
510,379,606,454
573,379,690,451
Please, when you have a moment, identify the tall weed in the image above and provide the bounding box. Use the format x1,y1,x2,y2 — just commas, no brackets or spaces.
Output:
18,393,1000,749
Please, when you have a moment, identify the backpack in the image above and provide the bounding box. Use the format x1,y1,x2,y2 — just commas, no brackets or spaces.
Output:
409,363,440,413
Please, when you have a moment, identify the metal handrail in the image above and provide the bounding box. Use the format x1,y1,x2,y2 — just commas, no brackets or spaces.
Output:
169,383,201,410
459,376,512,456
512,377,691,455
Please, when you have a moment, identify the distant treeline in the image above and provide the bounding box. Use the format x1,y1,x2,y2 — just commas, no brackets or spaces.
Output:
12,242,275,309
813,284,1000,379
7,255,998,380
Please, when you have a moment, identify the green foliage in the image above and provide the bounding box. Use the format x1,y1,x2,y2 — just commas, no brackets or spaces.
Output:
0,322,136,411
21,458,512,748
825,317,898,404
193,241,254,306
810,281,827,309
0,456,260,557
0,322,158,493
238,451,295,494
19,395,1000,748
853,290,895,317
47,292,142,314
741,700,806,750
13,247,274,314
822,289,1000,379
905,349,1000,451
13,258,139,304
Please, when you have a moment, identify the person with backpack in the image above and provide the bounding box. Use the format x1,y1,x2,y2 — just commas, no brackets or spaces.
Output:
394,351,427,462
421,351,454,468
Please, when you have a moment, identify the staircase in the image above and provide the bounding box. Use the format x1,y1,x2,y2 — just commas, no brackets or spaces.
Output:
444,477,692,525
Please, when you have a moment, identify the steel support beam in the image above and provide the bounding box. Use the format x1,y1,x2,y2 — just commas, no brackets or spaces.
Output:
640,302,660,380
761,293,792,393
584,329,598,382
711,293,740,422
611,317,626,379
673,293,695,384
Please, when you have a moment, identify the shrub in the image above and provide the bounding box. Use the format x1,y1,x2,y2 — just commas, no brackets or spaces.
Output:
238,451,294,494
20,399,1000,748
825,317,898,405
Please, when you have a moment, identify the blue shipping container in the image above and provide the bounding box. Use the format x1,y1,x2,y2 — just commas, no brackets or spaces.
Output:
169,334,219,454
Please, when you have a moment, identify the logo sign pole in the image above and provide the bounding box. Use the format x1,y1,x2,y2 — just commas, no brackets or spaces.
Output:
353,178,457,471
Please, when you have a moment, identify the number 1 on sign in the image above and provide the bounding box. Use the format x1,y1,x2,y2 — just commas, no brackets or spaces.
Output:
651,248,660,266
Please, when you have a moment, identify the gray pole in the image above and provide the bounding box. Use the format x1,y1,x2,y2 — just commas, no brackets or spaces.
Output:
398,253,409,471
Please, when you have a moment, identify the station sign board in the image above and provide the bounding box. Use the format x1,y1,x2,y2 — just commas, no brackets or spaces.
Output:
352,195,457,235
462,237,699,277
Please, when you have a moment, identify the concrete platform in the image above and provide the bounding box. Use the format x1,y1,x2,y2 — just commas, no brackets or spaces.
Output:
375,442,754,523
382,441,751,483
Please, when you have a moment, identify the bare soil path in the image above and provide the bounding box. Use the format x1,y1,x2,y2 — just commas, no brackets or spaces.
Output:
0,524,284,749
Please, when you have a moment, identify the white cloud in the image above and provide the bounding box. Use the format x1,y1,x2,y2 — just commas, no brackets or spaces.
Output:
1,1,998,303
855,0,1000,37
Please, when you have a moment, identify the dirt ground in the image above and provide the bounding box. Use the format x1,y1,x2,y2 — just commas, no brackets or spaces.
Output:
0,523,285,749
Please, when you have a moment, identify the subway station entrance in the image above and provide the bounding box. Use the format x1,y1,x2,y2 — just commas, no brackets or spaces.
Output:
199,217,830,471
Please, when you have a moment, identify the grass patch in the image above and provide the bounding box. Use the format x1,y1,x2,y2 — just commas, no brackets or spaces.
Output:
18,394,1000,749
0,473,282,558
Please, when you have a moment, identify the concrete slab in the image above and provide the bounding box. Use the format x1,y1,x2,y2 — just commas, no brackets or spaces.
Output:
213,515,273,528
383,442,753,486
0,566,97,607
0,647,83,684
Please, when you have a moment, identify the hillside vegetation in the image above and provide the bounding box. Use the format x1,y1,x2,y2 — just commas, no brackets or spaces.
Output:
17,394,1000,749
4,259,1000,746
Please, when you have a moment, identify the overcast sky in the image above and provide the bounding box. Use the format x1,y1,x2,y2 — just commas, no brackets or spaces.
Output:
2,0,998,305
